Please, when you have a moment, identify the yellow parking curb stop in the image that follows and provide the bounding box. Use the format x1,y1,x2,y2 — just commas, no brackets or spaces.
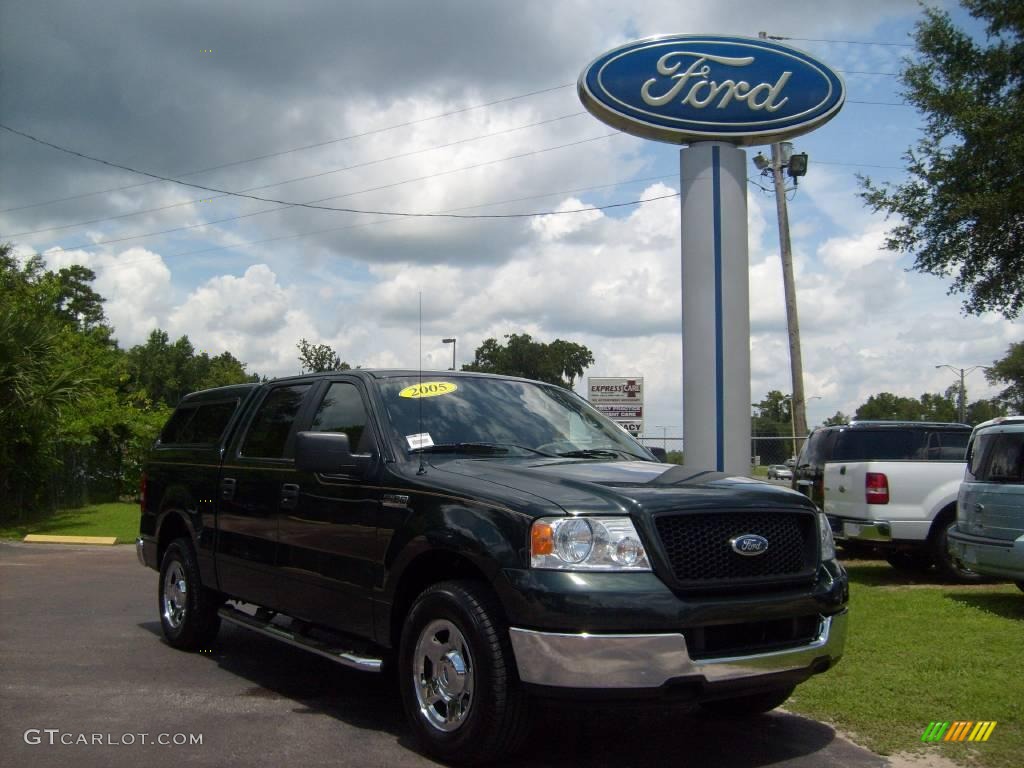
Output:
23,535,118,545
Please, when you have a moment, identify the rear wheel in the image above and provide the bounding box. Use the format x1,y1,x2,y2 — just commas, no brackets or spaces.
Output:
930,515,984,583
699,686,795,717
159,538,222,650
399,580,529,764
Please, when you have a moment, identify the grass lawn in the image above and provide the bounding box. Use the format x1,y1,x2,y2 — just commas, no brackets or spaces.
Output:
785,559,1024,768
0,502,139,544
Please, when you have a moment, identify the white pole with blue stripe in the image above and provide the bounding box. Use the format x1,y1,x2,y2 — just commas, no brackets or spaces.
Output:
680,142,751,474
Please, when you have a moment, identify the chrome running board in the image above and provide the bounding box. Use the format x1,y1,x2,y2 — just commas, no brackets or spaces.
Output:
218,604,382,673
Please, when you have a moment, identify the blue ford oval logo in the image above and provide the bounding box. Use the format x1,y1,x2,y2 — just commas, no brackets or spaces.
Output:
730,534,769,556
579,34,845,145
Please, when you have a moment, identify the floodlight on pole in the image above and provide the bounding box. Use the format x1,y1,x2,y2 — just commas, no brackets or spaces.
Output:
442,338,456,371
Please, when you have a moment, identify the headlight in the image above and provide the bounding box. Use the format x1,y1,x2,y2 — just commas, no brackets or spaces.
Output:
531,516,651,571
818,513,836,562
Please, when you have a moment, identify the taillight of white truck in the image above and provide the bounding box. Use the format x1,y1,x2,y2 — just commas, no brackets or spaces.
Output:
865,472,889,504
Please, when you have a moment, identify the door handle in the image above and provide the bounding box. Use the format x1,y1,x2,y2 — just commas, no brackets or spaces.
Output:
220,477,237,501
281,483,300,510
975,503,984,514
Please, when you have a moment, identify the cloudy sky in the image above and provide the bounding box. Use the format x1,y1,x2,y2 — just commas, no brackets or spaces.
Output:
1,0,1019,442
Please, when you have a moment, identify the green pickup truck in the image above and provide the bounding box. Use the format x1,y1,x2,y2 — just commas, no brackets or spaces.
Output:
138,370,848,764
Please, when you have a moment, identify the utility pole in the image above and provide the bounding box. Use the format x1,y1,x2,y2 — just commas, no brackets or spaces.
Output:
769,142,808,455
935,364,988,423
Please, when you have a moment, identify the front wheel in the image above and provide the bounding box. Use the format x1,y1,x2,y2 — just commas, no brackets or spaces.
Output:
399,580,529,764
159,538,222,650
699,686,795,717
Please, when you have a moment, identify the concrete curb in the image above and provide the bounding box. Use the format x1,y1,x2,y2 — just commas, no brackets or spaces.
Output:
23,534,118,545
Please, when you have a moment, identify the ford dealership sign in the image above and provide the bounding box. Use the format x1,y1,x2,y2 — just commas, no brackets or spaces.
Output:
579,35,845,145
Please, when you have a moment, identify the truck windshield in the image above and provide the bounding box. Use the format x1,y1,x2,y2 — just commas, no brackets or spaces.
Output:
376,376,651,461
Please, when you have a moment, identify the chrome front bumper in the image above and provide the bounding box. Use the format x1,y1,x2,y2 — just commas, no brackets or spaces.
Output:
509,610,847,689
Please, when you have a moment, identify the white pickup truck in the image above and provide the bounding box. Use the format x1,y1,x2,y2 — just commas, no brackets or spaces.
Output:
798,421,975,580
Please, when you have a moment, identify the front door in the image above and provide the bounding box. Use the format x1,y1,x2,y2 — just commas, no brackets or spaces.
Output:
276,378,383,639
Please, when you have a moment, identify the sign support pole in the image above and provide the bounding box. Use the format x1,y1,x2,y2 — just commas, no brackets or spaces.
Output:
680,142,750,474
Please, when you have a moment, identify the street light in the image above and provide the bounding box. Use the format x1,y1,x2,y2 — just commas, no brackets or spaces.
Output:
442,338,456,371
935,364,988,423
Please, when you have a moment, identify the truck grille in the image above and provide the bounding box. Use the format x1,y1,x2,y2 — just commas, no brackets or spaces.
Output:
653,510,817,591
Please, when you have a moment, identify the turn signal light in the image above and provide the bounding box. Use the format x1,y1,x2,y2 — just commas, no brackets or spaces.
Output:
531,521,554,556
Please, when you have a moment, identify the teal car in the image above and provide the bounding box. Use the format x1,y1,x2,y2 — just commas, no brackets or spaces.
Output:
948,416,1024,591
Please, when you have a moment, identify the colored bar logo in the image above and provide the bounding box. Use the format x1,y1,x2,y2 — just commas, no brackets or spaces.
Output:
921,721,997,742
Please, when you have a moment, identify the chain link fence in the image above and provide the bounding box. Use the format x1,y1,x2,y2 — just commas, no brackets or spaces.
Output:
636,435,804,468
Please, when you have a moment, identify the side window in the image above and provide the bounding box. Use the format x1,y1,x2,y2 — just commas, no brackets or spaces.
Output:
925,431,970,461
983,434,1024,483
160,400,238,445
966,434,987,480
241,384,312,459
311,382,373,454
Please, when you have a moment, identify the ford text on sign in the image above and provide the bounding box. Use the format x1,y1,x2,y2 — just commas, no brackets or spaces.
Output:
578,35,845,145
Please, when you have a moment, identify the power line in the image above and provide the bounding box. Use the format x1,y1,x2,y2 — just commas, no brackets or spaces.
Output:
0,123,631,226
34,174,680,272
846,99,909,106
3,111,589,238
0,82,575,214
765,34,913,47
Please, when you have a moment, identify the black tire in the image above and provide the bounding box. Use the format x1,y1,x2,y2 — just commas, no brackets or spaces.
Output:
699,686,795,717
159,538,222,650
885,551,933,572
399,580,529,765
930,517,984,583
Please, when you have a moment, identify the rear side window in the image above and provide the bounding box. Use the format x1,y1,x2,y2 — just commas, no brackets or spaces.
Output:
981,434,1024,483
833,429,925,461
800,429,836,467
160,400,238,445
924,431,969,461
966,433,990,479
241,384,312,459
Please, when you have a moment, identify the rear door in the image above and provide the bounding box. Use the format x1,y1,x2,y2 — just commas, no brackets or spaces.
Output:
216,381,316,608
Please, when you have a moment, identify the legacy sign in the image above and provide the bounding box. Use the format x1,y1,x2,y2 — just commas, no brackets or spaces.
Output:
578,34,845,145
588,377,643,437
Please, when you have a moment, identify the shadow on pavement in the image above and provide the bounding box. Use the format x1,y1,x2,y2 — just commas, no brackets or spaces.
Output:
135,620,868,768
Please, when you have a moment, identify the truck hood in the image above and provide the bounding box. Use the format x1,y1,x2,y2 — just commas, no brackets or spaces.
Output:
432,458,811,516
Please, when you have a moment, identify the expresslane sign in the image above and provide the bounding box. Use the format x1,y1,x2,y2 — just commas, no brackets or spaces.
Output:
578,34,845,145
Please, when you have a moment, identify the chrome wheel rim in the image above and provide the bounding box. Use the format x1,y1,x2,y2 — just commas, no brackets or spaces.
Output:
413,619,474,732
162,561,187,629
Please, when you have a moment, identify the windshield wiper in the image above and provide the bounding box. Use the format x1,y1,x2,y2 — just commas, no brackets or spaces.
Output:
409,442,555,457
555,448,646,460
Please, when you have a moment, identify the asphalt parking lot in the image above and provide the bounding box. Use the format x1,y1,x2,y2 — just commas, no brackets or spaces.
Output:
0,541,890,768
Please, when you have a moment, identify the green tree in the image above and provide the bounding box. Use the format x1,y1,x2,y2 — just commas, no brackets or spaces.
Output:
297,338,350,373
822,411,850,427
986,340,1024,412
462,333,594,388
860,1,1024,318
855,392,925,421
965,397,1007,424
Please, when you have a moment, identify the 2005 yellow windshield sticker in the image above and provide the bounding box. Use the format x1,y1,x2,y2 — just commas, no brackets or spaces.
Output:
398,381,459,399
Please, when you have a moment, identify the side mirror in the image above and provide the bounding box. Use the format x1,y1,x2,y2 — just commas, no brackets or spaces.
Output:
649,447,668,463
295,431,359,474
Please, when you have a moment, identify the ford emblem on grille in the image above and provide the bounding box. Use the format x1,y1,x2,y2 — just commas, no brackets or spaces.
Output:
729,534,769,556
